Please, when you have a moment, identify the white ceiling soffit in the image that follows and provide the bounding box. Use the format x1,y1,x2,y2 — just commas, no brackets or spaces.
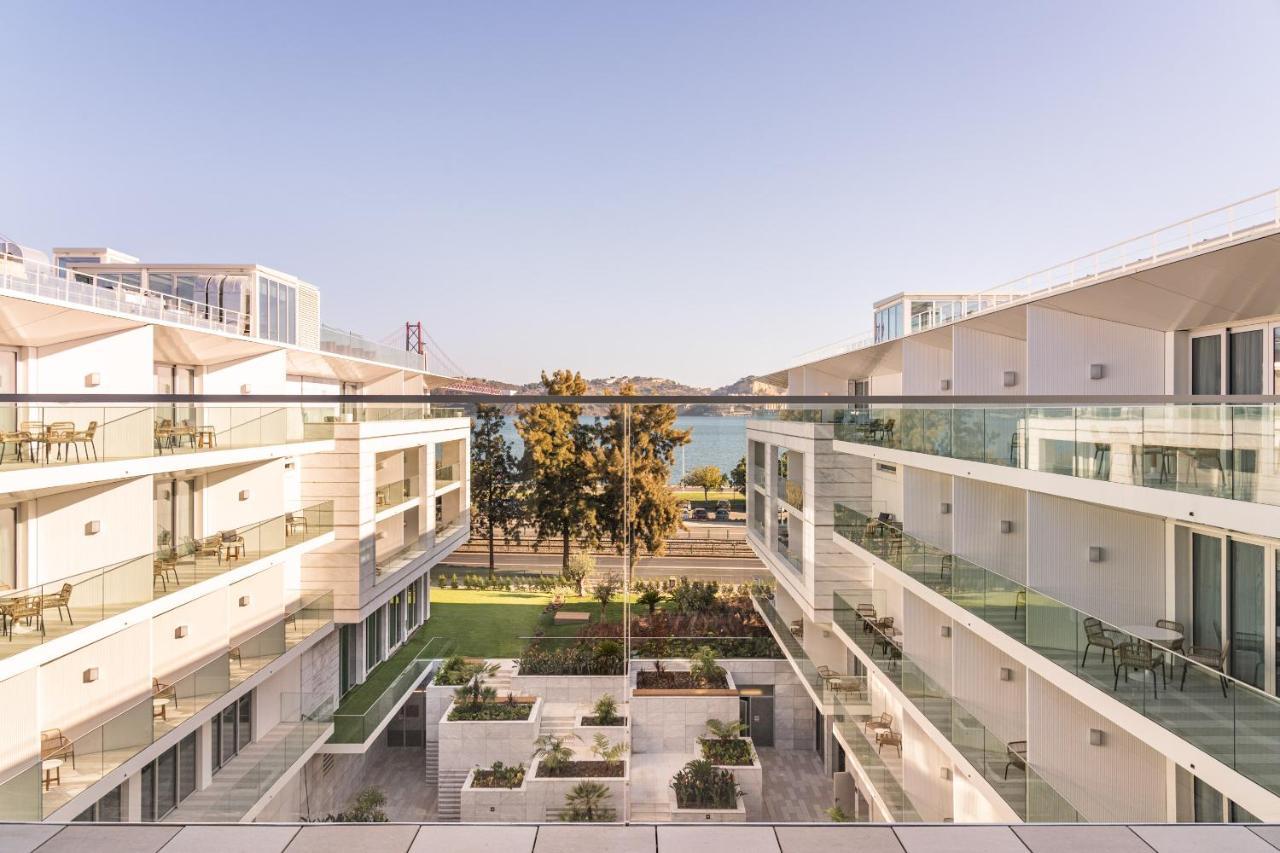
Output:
152,324,276,366
0,294,140,347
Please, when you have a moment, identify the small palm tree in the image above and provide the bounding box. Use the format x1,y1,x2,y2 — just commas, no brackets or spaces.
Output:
591,733,627,771
637,587,663,615
704,718,746,741
688,646,725,686
532,733,578,773
563,781,613,822
592,693,619,726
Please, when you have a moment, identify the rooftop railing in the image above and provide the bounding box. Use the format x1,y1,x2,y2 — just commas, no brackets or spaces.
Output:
834,504,1280,800
0,253,248,336
0,592,332,820
320,325,427,372
788,188,1280,368
0,501,333,663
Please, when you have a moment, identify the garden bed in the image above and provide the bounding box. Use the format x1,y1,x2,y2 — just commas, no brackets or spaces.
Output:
470,764,527,788
534,760,626,779
579,715,627,727
636,670,729,690
701,738,754,765
448,700,537,722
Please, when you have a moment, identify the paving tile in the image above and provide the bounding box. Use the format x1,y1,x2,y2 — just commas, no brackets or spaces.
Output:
894,826,1027,853
534,825,656,853
657,825,780,853
164,825,300,853
29,825,179,853
776,826,904,853
0,825,63,853
409,825,537,853
1250,826,1280,850
1013,826,1151,853
1131,825,1276,853
283,824,420,853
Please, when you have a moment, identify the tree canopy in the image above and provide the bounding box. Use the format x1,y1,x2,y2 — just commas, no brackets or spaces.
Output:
681,465,727,501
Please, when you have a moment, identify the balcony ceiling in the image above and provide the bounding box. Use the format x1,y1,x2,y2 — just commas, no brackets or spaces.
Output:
0,295,140,346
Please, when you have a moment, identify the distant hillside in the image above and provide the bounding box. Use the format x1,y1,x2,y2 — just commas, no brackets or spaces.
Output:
453,374,782,415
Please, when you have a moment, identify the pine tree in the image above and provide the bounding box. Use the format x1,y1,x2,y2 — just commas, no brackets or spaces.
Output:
470,404,522,573
595,382,691,562
516,370,596,569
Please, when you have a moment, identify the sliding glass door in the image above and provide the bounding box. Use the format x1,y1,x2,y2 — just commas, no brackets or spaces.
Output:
1229,540,1266,689
1191,533,1223,650
1192,334,1222,395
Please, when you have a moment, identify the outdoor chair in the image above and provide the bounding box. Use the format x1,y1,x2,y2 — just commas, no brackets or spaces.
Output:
789,619,803,639
0,428,33,464
1004,740,1027,779
863,712,893,737
40,729,75,768
1155,619,1185,655
153,677,176,708
72,421,98,461
286,512,309,536
855,603,877,633
1013,589,1027,621
19,421,45,462
7,597,42,639
1180,641,1230,698
1114,641,1166,698
44,422,76,463
1082,617,1122,668
39,583,73,624
875,728,902,756
154,556,180,591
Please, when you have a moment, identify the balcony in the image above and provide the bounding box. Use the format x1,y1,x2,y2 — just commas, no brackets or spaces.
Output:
815,404,1280,508
375,478,418,511
830,712,923,821
435,462,460,488
752,592,868,712
0,592,332,820
834,503,1280,800
329,637,454,745
164,692,333,822
832,589,1081,822
0,501,333,663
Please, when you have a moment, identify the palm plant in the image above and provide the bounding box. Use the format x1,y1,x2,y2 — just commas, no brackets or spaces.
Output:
670,759,742,809
532,733,578,774
562,781,614,822
637,586,663,615
452,662,500,709
591,693,620,726
591,733,627,771
703,718,746,741
688,645,726,687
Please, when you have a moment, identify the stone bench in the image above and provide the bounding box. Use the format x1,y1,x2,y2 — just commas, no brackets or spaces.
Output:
553,611,591,625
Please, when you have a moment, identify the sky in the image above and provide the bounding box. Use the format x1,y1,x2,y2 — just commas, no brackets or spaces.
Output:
4,2,1280,388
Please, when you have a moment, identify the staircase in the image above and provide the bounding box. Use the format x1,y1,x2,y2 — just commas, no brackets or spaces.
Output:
628,799,671,822
435,769,469,821
423,739,439,787
483,661,516,696
538,709,577,739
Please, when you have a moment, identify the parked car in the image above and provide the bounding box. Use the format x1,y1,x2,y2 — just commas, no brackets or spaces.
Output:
692,508,709,520
715,500,731,510
714,508,731,521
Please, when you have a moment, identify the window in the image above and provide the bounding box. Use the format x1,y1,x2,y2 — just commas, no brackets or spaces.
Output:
388,595,403,648
138,733,199,822
1229,329,1264,394
1229,540,1265,689
1191,334,1222,395
213,691,254,771
874,302,903,343
365,609,384,671
255,275,298,344
876,462,898,474
74,784,122,822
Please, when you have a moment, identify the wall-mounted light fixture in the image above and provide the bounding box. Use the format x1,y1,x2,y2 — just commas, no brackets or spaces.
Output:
174,625,188,639
84,372,101,388
240,384,252,395
284,461,295,470
83,668,99,683
238,596,251,608
940,502,951,515
940,767,953,781
238,489,251,501
1090,364,1106,381
1000,520,1013,534
1003,370,1018,388
940,626,952,638
1089,546,1105,563
84,520,101,535
1089,728,1106,747
940,379,952,391
999,667,1014,682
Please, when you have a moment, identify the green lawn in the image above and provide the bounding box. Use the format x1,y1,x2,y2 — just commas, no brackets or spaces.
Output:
673,489,744,503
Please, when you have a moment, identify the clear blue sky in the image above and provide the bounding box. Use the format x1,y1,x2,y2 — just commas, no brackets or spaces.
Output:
4,2,1279,387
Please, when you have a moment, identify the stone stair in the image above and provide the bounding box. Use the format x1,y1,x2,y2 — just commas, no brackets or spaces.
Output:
628,800,671,822
482,659,517,696
435,769,469,821
423,739,439,787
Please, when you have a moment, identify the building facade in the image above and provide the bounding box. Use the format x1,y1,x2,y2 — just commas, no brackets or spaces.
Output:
746,190,1280,823
0,242,470,822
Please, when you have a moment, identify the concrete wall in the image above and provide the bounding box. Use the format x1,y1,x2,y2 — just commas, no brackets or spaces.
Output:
952,478,1026,583
437,699,543,772
509,674,627,706
903,467,952,551
952,326,1027,395
1026,306,1166,395
30,477,153,586
902,338,952,396
722,659,813,751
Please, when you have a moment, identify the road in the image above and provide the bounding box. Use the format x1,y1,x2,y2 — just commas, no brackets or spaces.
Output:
441,550,768,582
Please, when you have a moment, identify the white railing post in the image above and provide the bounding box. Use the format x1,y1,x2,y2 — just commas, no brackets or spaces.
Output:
1228,204,1235,237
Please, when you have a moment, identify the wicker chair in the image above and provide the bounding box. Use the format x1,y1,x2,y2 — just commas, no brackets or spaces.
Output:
1115,641,1166,697
876,728,902,756
44,422,76,463
1155,619,1185,654
863,712,893,737
1180,641,1230,698
7,597,42,640
72,421,98,461
40,729,75,768
39,583,73,624
1082,617,1122,668
1004,740,1027,779
0,428,33,464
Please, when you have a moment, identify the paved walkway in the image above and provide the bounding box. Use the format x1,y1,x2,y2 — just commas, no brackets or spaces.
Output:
3,823,1280,853
757,747,831,822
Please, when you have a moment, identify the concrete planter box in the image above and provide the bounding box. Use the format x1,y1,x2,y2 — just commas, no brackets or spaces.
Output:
667,785,747,823
509,672,628,705
628,664,738,754
423,682,460,741
528,757,629,822
438,698,543,772
573,710,629,746
703,738,763,820
459,766,531,822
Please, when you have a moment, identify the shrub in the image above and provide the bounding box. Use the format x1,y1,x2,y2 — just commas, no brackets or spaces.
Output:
448,702,532,722
532,734,578,773
471,761,525,788
688,646,726,687
591,733,626,771
699,718,752,766
562,781,615,822
670,759,742,809
433,655,480,686
591,694,620,726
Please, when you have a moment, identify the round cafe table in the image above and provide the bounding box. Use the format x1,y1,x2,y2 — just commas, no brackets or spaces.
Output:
1119,625,1183,647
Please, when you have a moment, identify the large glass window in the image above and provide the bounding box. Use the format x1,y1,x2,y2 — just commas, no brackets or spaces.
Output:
1192,335,1222,395
155,744,177,818
1229,329,1264,395
255,275,298,344
388,595,403,648
365,609,383,671
1229,540,1266,689
178,733,197,802
874,302,903,343
1191,533,1222,650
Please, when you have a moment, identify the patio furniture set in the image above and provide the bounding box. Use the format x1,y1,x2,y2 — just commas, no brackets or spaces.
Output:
0,582,73,641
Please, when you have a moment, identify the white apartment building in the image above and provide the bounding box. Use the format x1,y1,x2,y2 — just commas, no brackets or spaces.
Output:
745,190,1280,824
0,242,470,823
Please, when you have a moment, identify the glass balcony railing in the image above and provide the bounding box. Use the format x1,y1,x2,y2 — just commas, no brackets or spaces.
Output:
435,462,460,487
752,592,868,711
831,712,923,822
330,637,454,744
0,501,333,663
761,404,1280,508
0,592,332,820
375,478,417,509
832,588,1081,822
834,503,1280,799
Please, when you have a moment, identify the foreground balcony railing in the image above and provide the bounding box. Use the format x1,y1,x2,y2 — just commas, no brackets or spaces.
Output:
375,478,417,509
435,462,460,487
830,711,923,821
832,588,1082,822
765,404,1280,508
0,501,333,663
330,637,454,744
752,592,867,711
0,592,332,820
835,503,1280,798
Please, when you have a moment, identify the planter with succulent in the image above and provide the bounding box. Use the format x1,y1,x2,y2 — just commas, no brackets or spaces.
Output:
629,654,738,753
460,762,529,822
527,733,629,822
697,719,762,819
668,758,746,822
574,693,628,740
439,670,543,772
